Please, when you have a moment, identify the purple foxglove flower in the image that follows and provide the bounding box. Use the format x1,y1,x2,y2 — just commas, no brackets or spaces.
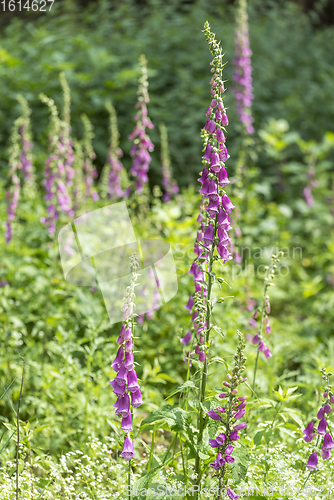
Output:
131,387,143,408
214,434,225,445
125,339,133,352
235,401,247,411
207,198,220,218
303,421,314,436
218,227,230,245
322,449,332,460
305,452,318,471
317,407,326,420
124,351,134,371
233,422,248,432
198,167,209,184
199,351,206,362
209,439,220,448
121,434,134,461
202,143,212,161
204,118,211,131
208,120,216,133
323,432,334,450
225,455,235,464
123,327,132,341
252,334,260,344
265,325,271,334
216,407,226,413
317,418,327,435
216,452,225,467
217,208,229,226
234,408,246,420
227,487,239,500
115,364,128,386
207,179,219,200
219,145,229,162
218,101,224,111
210,99,217,108
217,243,231,262
199,178,211,197
331,396,334,404
221,194,235,214
324,403,331,414
229,432,240,441
127,370,140,393
216,128,225,143
304,433,315,443
215,109,222,121
206,106,212,117
121,412,133,432
221,113,229,126
223,381,230,387
217,166,230,187
207,410,222,421
210,151,221,172
225,445,234,455
109,379,126,397
203,225,214,246
181,330,192,345
264,346,272,358
209,460,220,470
114,393,130,417
192,310,199,321
238,396,247,401
112,346,124,372
219,393,227,398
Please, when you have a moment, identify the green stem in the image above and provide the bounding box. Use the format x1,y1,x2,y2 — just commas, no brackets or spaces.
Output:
194,216,217,497
163,433,178,464
128,459,131,499
147,425,156,473
252,351,260,393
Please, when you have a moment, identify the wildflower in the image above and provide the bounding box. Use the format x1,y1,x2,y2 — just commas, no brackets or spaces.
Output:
129,55,154,194
39,93,74,234
322,433,334,451
227,487,239,500
100,102,127,200
317,407,326,420
317,418,327,435
207,410,222,421
232,0,254,134
81,114,99,202
121,434,134,461
305,452,318,471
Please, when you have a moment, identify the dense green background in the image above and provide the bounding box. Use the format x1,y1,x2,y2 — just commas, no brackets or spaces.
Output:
1,0,334,188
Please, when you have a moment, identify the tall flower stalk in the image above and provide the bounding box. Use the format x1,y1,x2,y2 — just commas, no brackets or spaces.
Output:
249,252,283,391
303,368,334,488
190,21,236,495
100,102,127,200
207,331,247,499
128,54,154,194
40,93,74,234
59,72,75,191
81,114,99,202
110,253,143,492
159,122,179,202
233,0,254,134
5,95,34,243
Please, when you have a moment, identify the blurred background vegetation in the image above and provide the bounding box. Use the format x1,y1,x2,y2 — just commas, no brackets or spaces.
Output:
1,0,334,189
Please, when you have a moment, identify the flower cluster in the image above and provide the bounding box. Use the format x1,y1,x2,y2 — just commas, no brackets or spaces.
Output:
129,54,154,194
39,93,74,235
81,114,99,202
207,332,247,499
247,252,283,361
5,95,34,243
110,253,143,461
159,122,179,202
304,369,334,472
183,22,235,362
100,102,125,200
59,72,75,191
233,0,254,134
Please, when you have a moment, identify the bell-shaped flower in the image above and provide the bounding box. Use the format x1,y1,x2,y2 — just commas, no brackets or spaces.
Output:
120,434,134,461
305,452,318,471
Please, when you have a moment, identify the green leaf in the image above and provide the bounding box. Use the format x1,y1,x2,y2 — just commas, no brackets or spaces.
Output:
253,430,265,445
140,405,192,433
